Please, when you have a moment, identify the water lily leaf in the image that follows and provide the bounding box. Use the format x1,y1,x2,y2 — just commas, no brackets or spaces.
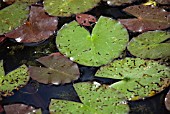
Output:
165,89,170,111
0,36,6,43
56,16,129,66
4,103,41,114
0,60,29,96
76,14,96,26
29,53,80,85
5,6,58,43
103,0,140,6
43,0,100,16
119,5,170,32
95,58,170,100
49,82,130,113
3,0,39,4
0,2,29,35
127,31,170,59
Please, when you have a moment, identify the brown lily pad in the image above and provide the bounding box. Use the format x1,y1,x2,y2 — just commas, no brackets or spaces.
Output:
5,6,58,43
0,36,6,43
76,14,96,26
29,53,80,85
119,5,170,32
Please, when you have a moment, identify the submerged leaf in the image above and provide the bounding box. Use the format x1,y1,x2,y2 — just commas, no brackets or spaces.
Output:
0,2,29,35
56,16,129,66
43,0,100,16
119,5,170,32
76,14,96,26
165,89,170,111
4,103,41,114
49,82,129,113
5,6,58,43
127,31,170,59
29,53,80,85
95,58,170,100
0,60,29,96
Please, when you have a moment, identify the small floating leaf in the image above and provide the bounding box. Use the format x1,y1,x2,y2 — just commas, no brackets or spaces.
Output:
5,6,58,43
95,58,170,100
127,31,170,59
49,82,129,113
76,14,96,26
0,2,29,35
29,53,80,85
119,5,170,32
165,89,170,111
0,60,29,96
4,103,41,114
43,0,100,16
56,16,129,66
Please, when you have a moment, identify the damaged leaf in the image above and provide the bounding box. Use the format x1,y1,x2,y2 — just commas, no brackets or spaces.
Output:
76,14,96,26
5,6,58,43
127,31,170,59
95,58,170,100
56,16,129,66
119,5,170,32
49,82,129,113
29,53,80,85
0,2,29,35
43,0,100,16
0,60,29,96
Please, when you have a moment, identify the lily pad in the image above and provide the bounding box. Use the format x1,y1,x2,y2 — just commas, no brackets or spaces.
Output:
127,31,170,59
5,6,58,43
29,53,80,85
76,14,96,26
0,60,29,96
165,89,170,111
103,0,140,6
95,58,170,100
4,103,41,114
3,0,39,4
49,82,130,113
119,5,170,32
43,0,100,16
0,2,29,35
0,36,6,43
56,16,129,66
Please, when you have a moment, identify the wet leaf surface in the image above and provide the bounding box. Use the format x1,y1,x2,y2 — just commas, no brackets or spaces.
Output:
56,16,129,66
127,31,170,59
95,58,170,100
76,14,96,26
165,89,170,111
43,0,100,16
0,60,29,96
0,2,29,35
5,6,58,43
4,103,41,114
49,82,130,114
29,53,80,85
119,5,170,32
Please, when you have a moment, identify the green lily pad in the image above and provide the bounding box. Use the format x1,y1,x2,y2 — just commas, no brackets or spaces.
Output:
127,31,170,59
0,2,29,35
0,60,29,96
95,58,170,100
56,16,129,66
49,82,129,113
43,0,100,16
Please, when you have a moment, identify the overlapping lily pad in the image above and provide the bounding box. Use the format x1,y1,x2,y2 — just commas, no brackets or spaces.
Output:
56,16,129,66
29,53,80,85
49,82,129,113
5,6,58,43
0,2,29,35
95,58,170,100
43,0,100,16
119,5,170,32
127,31,170,59
0,60,29,96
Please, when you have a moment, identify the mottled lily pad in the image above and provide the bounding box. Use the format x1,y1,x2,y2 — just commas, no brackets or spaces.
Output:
119,5,170,32
0,60,29,96
127,31,170,59
0,2,29,35
29,53,80,85
95,58,170,100
4,103,41,114
56,16,129,66
43,0,100,16
5,6,58,43
49,82,129,113
165,89,170,111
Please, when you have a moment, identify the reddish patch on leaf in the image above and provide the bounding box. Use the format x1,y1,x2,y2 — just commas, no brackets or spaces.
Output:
0,105,3,113
119,5,170,32
0,36,6,43
5,6,58,43
76,14,96,26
